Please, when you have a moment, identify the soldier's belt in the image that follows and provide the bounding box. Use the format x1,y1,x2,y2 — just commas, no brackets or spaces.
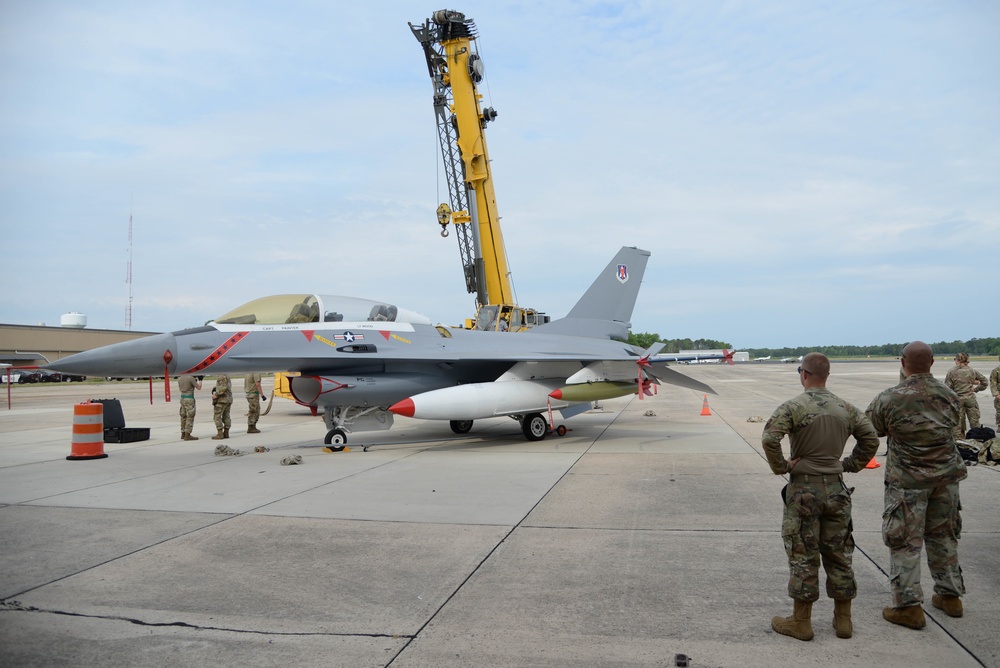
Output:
789,473,844,484
180,395,194,399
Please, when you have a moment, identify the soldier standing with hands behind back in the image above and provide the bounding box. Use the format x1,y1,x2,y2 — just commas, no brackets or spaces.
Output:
762,353,880,641
867,341,968,628
945,352,988,438
211,374,233,440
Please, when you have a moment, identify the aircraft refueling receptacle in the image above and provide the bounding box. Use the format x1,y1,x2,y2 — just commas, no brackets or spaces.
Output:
410,9,548,333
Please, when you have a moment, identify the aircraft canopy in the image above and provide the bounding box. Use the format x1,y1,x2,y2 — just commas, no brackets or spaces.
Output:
211,294,432,326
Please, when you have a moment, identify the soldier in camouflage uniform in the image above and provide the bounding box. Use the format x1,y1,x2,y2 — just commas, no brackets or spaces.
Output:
990,356,1000,430
177,374,202,441
244,372,264,434
944,352,987,438
762,353,879,641
211,374,233,440
866,341,967,629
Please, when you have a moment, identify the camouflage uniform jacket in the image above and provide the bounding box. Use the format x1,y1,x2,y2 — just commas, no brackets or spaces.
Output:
990,365,1000,398
762,387,879,476
866,373,967,489
945,364,987,397
213,375,233,404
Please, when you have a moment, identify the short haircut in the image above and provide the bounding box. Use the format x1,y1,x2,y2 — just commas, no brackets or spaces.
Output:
801,352,830,379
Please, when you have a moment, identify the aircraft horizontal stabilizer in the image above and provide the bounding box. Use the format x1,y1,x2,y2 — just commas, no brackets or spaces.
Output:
646,365,717,395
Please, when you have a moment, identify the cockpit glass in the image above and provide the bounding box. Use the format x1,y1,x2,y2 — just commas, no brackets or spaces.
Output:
213,294,319,325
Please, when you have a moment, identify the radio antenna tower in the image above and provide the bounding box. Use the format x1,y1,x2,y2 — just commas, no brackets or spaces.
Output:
125,201,134,330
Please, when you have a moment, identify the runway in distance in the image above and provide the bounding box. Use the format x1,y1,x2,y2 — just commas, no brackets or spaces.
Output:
48,247,716,444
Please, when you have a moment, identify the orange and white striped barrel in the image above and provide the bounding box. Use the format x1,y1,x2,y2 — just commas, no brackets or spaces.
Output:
67,401,107,460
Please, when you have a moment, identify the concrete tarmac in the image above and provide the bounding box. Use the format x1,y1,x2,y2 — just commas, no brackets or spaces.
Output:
1,360,997,667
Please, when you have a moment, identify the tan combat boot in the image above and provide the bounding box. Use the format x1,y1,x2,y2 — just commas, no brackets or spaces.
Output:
833,599,852,638
182,432,199,441
931,594,963,618
211,430,225,440
223,428,230,439
883,605,926,629
771,600,814,641
247,426,260,434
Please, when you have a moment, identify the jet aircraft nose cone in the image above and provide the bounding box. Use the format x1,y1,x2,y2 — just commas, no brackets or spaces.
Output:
387,398,415,417
45,332,177,377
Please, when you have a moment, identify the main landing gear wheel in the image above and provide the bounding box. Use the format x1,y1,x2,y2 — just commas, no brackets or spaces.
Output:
522,413,548,441
450,420,474,434
324,428,348,451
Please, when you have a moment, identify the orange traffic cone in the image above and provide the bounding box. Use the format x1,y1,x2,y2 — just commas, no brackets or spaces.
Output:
67,401,108,460
865,457,881,469
700,395,712,416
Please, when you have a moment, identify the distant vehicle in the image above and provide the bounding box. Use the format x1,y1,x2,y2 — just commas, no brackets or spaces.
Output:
17,369,43,383
780,356,804,364
3,370,21,383
37,370,64,382
61,373,86,382
755,356,771,362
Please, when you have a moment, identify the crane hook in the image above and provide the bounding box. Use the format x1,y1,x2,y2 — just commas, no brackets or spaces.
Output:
436,203,452,238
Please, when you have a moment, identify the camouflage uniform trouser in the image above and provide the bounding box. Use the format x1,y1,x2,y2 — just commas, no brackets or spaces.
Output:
882,483,965,608
954,394,981,439
781,475,856,602
994,395,1000,431
179,397,196,433
213,400,232,430
246,393,260,427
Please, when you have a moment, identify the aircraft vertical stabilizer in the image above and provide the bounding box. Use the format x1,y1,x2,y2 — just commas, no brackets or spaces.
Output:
532,246,650,340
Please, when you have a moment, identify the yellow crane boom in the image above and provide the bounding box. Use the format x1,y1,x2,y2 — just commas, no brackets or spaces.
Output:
410,10,546,332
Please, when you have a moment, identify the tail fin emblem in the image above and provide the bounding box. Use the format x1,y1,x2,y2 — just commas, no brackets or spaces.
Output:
617,264,629,283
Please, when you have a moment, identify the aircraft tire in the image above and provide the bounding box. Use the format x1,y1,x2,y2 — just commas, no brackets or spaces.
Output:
521,413,548,441
450,420,474,434
324,428,348,446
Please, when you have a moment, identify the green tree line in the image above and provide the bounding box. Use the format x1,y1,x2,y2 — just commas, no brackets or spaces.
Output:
627,334,1000,358
627,333,733,352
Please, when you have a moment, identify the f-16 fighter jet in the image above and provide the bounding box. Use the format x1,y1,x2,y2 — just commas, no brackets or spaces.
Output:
47,247,715,444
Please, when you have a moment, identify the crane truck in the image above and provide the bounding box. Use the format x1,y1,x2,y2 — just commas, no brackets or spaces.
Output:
410,9,548,332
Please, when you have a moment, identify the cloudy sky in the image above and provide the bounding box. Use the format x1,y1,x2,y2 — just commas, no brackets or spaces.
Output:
1,1,997,349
